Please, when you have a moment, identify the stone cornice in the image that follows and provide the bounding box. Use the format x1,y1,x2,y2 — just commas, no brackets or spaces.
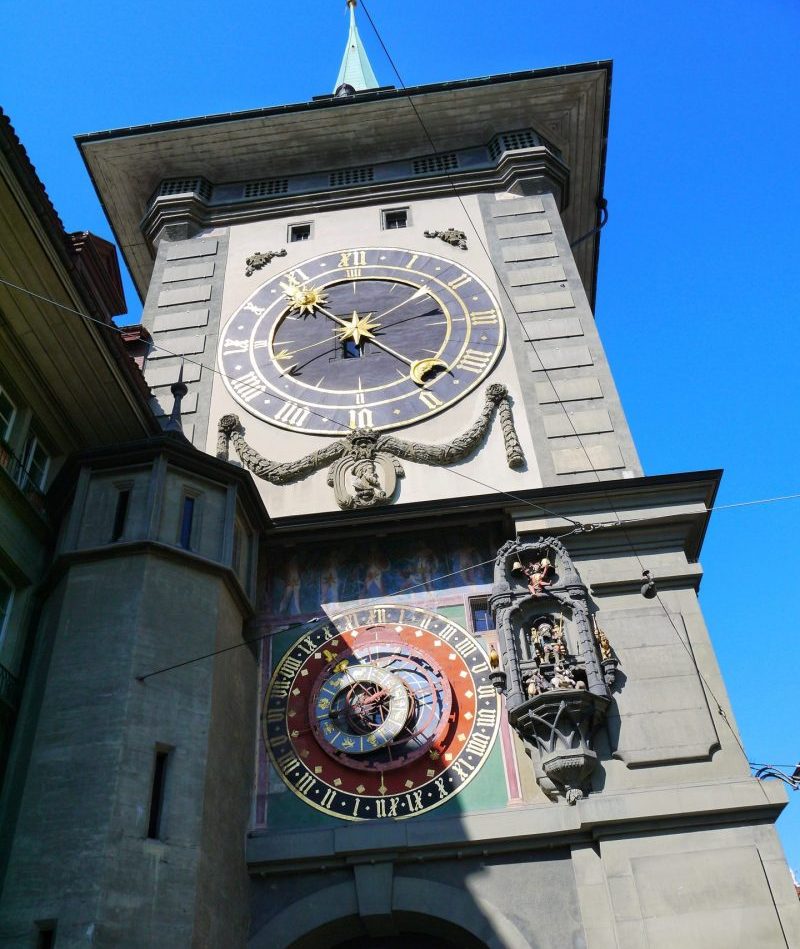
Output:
141,149,570,247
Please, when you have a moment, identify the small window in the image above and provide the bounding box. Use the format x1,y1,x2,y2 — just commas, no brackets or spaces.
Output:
179,496,195,549
0,573,13,643
111,489,131,542
469,596,494,633
341,340,362,359
35,922,56,949
382,208,408,230
289,223,312,242
19,433,49,492
0,388,15,442
147,747,170,840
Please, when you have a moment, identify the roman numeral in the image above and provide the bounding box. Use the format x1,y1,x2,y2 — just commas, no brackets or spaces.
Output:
339,251,367,268
345,268,363,279
274,401,310,428
477,684,495,699
319,787,337,809
231,371,266,403
296,773,316,796
405,254,419,269
242,302,266,317
470,309,498,325
476,708,498,728
418,390,443,410
457,349,493,374
265,709,283,724
448,274,472,291
438,623,459,643
223,338,249,352
455,639,478,659
471,661,489,675
375,797,399,818
276,751,302,775
404,791,424,813
367,607,387,626
348,408,373,429
464,731,491,758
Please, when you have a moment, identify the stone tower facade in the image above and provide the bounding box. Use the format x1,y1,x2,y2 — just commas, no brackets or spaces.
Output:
0,11,798,948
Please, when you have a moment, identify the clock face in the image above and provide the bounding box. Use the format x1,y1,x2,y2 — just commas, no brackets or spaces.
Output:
219,248,504,435
264,604,500,821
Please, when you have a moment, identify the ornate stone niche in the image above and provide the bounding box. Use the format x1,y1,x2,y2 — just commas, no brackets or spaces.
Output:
489,537,617,804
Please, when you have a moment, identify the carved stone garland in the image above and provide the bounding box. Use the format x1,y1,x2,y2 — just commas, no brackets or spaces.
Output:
217,383,525,509
489,537,617,804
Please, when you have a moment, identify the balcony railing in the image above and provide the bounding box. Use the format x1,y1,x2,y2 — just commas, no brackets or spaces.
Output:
0,440,46,514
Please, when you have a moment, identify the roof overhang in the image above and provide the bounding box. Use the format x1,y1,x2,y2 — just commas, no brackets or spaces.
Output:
77,62,612,304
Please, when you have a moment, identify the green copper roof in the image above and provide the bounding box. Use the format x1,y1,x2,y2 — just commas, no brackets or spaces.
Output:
334,1,379,93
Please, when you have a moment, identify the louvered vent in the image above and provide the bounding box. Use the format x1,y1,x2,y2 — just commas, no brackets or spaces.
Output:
330,166,374,187
243,178,289,199
488,129,547,162
158,177,212,200
412,152,459,175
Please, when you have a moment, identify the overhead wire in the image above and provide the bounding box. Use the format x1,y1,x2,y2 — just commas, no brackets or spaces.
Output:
356,1,778,772
0,276,585,529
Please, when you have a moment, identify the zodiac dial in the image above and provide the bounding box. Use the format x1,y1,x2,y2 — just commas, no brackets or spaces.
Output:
264,604,500,820
219,248,505,434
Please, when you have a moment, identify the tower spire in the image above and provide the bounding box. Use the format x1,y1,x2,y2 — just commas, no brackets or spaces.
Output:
334,0,379,95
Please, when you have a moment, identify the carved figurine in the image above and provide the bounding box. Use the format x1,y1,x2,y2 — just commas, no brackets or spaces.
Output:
549,663,577,691
245,248,287,277
424,228,468,250
530,616,563,663
489,643,500,670
526,671,549,698
347,459,387,509
514,557,553,596
595,626,613,661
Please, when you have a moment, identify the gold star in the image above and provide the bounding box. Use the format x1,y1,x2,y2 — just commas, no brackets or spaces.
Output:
336,311,380,346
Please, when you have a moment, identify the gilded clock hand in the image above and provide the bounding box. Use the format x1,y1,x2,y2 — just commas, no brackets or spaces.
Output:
375,284,432,321
315,303,448,385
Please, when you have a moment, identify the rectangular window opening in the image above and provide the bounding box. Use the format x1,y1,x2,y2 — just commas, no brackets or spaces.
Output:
111,489,131,541
382,209,408,230
179,496,195,549
20,433,49,492
35,921,56,949
0,388,15,442
289,223,312,242
469,596,494,633
341,340,362,359
147,748,169,840
0,573,14,643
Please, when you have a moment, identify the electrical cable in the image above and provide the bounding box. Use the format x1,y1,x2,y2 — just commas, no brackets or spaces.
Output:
0,274,591,528
357,2,776,770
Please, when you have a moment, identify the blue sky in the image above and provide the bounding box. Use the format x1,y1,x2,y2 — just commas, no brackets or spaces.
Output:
4,1,799,870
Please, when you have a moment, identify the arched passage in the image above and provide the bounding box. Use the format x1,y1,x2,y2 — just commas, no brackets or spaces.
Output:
249,877,530,949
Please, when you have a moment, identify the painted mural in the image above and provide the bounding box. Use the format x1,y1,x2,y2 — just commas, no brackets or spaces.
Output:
264,524,501,620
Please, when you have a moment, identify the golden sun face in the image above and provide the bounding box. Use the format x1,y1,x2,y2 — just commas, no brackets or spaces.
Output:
280,275,328,316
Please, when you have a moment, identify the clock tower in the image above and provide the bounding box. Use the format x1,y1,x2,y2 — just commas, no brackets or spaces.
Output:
2,4,797,947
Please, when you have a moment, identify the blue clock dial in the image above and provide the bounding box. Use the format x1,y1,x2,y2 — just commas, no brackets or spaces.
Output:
219,248,504,435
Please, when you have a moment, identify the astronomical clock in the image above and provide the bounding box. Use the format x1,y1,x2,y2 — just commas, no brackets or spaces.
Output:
263,605,500,820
